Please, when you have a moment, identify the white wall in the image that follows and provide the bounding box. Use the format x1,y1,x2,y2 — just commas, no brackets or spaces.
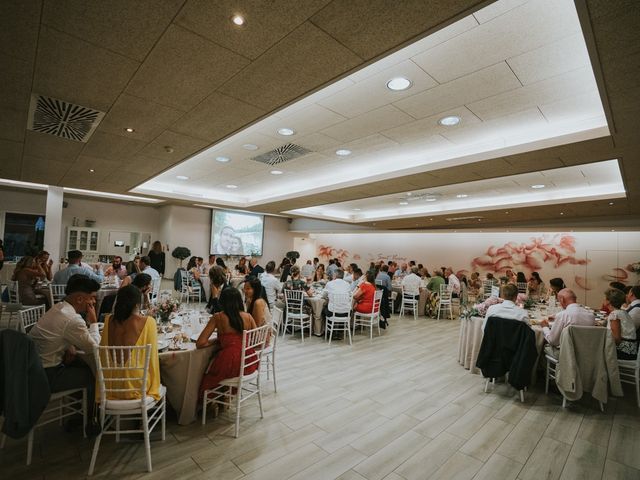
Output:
308,231,640,307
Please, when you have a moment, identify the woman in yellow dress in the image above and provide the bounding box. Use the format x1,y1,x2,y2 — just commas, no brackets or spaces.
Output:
97,285,161,401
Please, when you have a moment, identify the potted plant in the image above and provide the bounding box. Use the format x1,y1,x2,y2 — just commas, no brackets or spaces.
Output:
171,246,191,268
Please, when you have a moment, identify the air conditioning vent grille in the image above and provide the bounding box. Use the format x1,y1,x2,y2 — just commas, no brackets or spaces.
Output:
27,94,105,142
251,143,311,166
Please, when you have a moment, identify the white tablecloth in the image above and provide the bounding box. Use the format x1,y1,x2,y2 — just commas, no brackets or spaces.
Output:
275,295,327,336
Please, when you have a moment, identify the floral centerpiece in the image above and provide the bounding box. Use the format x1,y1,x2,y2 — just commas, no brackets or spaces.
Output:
472,296,503,317
149,298,180,324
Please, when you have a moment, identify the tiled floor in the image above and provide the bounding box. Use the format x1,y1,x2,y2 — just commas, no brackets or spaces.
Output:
2,315,639,480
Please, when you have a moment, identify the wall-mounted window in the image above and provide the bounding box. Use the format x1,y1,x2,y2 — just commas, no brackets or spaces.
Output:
2,212,46,259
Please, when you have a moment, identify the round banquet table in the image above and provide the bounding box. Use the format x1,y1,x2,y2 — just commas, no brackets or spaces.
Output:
159,342,214,425
458,316,545,376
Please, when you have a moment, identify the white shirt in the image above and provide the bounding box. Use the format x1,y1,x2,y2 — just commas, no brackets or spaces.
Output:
627,299,640,329
29,301,101,368
448,274,461,295
53,263,104,285
300,263,315,279
482,300,530,330
350,275,364,293
401,273,422,294
260,273,282,308
324,278,352,312
143,266,161,283
543,303,595,347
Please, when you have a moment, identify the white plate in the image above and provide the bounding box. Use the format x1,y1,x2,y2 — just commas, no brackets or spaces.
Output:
158,340,170,351
170,317,182,326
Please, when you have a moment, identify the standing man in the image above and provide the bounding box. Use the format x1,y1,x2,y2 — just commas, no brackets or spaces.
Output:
139,256,160,284
300,260,315,280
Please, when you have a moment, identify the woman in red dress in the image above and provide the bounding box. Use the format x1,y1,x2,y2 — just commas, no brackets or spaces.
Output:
196,287,258,399
353,270,377,314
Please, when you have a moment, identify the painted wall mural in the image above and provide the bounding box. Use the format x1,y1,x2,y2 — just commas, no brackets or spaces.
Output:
303,231,640,308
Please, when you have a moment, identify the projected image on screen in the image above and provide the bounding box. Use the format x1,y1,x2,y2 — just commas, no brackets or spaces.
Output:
211,210,264,256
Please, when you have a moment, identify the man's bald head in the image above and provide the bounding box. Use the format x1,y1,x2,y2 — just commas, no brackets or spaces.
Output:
557,288,577,308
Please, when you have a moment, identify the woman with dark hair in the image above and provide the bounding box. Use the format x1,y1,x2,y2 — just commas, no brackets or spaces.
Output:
527,271,547,299
549,277,566,296
148,241,165,276
353,270,377,314
215,257,228,274
313,263,325,282
119,260,141,288
12,255,48,307
197,287,258,398
99,273,152,317
98,285,161,401
244,277,272,328
516,271,527,284
205,265,229,314
235,257,249,275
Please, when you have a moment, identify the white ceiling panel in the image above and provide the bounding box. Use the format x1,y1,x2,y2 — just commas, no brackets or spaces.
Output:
393,62,521,119
319,105,414,143
472,0,529,24
256,104,347,139
538,92,605,125
382,107,482,144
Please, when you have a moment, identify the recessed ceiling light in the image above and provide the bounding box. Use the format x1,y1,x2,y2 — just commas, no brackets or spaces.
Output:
399,201,409,205
88,168,95,173
425,197,437,202
226,184,238,189
477,218,482,222
215,156,231,163
353,208,361,211
277,127,295,136
530,184,546,189
231,14,245,26
386,77,412,91
335,149,351,156
270,170,283,175
429,218,433,221
560,212,564,215
611,229,616,232
242,144,258,151
609,202,614,205
124,127,135,133
176,175,189,180
456,194,468,198
438,115,461,126
505,211,509,214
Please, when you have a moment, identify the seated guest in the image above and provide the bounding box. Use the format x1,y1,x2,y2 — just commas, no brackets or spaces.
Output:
215,257,228,274
249,257,264,278
119,260,140,288
485,272,499,285
197,288,258,399
313,263,325,282
98,285,160,401
138,255,160,284
326,259,338,280
626,285,640,330
244,277,272,328
548,277,566,297
445,267,460,297
203,254,217,275
401,266,422,297
53,250,104,285
148,241,165,277
599,281,626,314
394,263,408,279
604,288,638,360
505,269,517,284
205,266,229,314
482,283,529,330
99,273,152,317
284,265,310,293
260,261,282,309
300,260,315,280
353,270,376,314
426,270,445,294
235,257,249,275
540,288,595,347
323,269,352,313
375,265,392,291
527,272,547,298
516,271,527,284
468,272,481,293
35,250,54,281
29,274,102,425
186,256,204,290
104,256,126,280
388,261,397,276
350,267,364,293
12,256,48,307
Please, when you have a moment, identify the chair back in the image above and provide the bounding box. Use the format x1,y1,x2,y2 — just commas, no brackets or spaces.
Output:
49,284,67,303
271,306,283,336
482,280,493,298
8,280,20,304
93,344,152,406
516,282,527,294
18,305,45,333
439,283,452,296
239,325,270,377
402,285,419,297
371,289,383,314
328,293,352,315
284,289,304,314
490,285,500,298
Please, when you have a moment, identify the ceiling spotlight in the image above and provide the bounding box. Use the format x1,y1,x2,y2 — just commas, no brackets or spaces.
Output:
611,229,616,232
242,144,258,150
124,127,135,133
277,127,295,136
505,211,509,214
399,201,409,205
530,184,546,189
609,202,614,205
335,149,351,156
176,175,189,180
456,194,468,198
215,156,231,163
353,208,361,211
560,212,564,215
88,169,95,173
231,14,245,26
477,218,482,222
425,197,437,202
386,77,412,91
226,184,238,189
270,170,283,175
438,115,461,126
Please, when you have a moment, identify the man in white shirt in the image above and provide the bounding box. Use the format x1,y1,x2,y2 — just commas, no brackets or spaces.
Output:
540,288,595,347
626,286,640,330
323,269,352,338
482,283,529,330
349,267,364,293
53,250,104,285
300,260,315,280
401,266,422,295
445,267,461,297
202,254,217,275
29,274,102,426
394,263,408,279
139,255,161,283
260,261,282,309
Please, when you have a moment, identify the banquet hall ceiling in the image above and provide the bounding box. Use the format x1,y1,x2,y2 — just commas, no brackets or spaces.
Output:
1,0,639,231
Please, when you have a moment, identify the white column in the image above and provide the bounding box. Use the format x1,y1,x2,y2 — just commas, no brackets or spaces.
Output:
44,186,64,260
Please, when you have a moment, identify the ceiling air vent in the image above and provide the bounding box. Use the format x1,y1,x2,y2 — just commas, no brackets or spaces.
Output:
251,143,311,166
27,94,105,142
